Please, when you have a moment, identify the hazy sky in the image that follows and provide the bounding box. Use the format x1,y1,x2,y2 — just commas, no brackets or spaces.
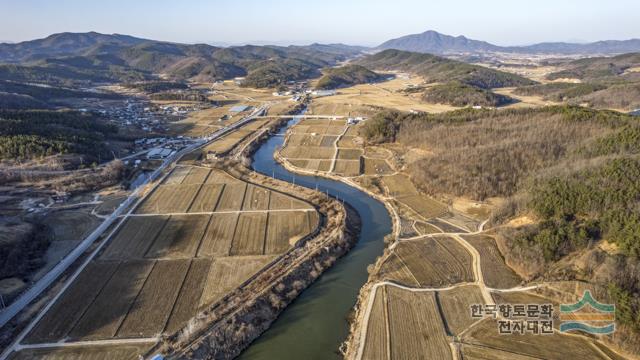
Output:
1,0,639,46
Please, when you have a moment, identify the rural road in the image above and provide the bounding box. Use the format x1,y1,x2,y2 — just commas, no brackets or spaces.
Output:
0,106,268,360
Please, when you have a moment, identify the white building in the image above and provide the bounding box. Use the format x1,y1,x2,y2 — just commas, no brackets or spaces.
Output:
311,90,337,97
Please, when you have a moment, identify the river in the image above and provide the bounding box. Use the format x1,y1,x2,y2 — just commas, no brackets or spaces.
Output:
238,116,392,359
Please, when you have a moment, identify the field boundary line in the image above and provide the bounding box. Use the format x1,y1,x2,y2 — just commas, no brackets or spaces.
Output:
14,337,160,351
393,252,421,287
113,260,157,338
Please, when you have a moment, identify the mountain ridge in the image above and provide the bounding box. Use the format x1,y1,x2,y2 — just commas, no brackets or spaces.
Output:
378,30,640,55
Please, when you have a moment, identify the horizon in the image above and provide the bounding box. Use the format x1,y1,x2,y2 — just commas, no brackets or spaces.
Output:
1,0,639,46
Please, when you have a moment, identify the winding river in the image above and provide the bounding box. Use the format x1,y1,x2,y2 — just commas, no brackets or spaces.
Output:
238,116,393,360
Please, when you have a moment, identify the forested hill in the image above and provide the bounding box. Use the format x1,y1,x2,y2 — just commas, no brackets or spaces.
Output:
357,49,536,89
315,65,385,89
0,32,366,88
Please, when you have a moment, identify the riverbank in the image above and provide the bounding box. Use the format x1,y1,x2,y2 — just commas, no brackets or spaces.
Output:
145,116,361,359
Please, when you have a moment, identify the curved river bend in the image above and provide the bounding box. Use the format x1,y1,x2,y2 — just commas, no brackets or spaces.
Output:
238,117,392,359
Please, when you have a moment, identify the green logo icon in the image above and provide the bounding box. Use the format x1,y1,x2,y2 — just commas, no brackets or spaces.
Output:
559,291,615,334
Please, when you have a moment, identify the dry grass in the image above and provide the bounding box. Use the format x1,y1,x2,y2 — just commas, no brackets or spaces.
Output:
25,261,120,343
164,259,212,333
116,259,190,338
333,160,361,177
43,210,101,241
462,318,609,359
362,286,389,360
198,255,276,308
265,211,318,254
101,216,168,260
188,184,224,213
439,285,485,335
363,158,393,176
386,286,452,359
214,183,247,211
145,215,209,259
281,145,335,160
242,185,271,211
393,237,474,287
197,213,239,257
337,148,363,160
163,166,191,185
414,221,442,235
136,184,201,214
181,167,211,184
309,77,458,114
8,343,155,360
68,260,155,340
464,234,522,288
230,213,267,256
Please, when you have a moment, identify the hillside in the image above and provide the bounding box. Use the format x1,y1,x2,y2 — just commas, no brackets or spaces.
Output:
0,110,119,161
0,32,365,88
0,32,148,63
422,81,514,107
358,105,640,354
514,53,640,111
315,65,385,89
377,30,640,55
357,49,536,89
546,52,640,81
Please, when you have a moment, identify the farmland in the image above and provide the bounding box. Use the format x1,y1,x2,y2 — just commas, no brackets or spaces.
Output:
463,234,522,289
439,285,485,335
378,237,474,287
21,164,321,348
462,318,610,359
361,285,452,360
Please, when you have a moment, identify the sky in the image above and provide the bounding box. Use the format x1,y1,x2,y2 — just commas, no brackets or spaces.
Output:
1,0,639,46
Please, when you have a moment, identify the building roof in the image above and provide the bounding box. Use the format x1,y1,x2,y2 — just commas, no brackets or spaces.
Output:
229,105,250,113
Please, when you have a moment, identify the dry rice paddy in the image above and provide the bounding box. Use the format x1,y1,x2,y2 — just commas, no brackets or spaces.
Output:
23,165,320,347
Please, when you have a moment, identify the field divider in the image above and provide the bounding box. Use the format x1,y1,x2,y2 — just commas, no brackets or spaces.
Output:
159,259,193,335
113,260,158,338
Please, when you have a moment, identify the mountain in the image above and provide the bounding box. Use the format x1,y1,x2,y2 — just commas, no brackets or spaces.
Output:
379,30,501,54
0,32,367,88
0,32,149,62
357,49,535,89
378,30,640,55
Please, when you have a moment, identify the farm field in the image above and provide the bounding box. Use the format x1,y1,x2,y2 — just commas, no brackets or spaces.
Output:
198,255,276,307
439,285,485,335
463,234,522,289
21,164,321,347
308,77,459,114
395,237,474,287
230,213,268,256
144,215,209,259
361,286,389,360
68,260,155,340
116,259,190,338
188,183,224,213
136,184,201,214
8,343,155,360
265,211,319,254
462,318,610,359
101,216,168,260
386,286,452,359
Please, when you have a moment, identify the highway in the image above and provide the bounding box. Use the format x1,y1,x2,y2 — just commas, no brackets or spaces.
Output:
0,106,267,336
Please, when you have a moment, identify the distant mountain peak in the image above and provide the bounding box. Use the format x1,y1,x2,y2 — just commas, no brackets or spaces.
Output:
378,30,640,55
378,30,500,54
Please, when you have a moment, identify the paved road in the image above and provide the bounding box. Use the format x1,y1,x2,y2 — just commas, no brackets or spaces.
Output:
0,106,267,332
